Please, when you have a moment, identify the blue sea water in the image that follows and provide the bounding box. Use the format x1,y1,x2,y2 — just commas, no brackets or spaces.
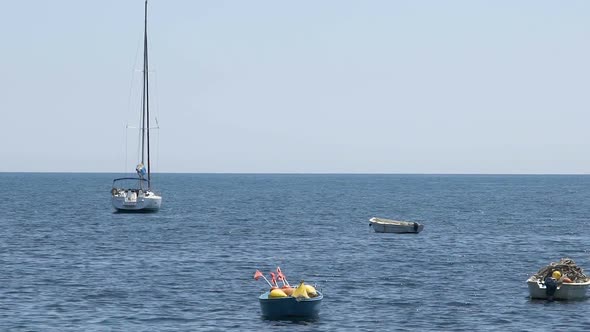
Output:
1,173,590,331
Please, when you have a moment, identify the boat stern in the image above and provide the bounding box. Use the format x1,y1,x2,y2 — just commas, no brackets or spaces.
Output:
112,191,161,212
258,291,323,319
527,277,590,300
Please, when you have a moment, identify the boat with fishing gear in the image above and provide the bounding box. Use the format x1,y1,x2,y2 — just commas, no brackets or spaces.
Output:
369,217,424,233
527,258,590,300
254,267,322,319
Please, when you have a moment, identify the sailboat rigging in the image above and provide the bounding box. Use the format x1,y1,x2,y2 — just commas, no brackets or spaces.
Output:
111,0,162,212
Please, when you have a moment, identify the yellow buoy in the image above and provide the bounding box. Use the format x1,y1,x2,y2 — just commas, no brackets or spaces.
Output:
269,288,288,298
292,281,310,299
304,284,317,297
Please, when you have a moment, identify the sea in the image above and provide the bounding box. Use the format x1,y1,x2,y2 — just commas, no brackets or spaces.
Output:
1,173,590,331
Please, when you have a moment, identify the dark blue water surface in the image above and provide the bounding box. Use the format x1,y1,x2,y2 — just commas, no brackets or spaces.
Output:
1,173,590,331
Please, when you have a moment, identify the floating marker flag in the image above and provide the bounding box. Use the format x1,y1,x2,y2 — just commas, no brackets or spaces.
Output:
136,163,147,177
254,270,264,280
277,266,289,286
270,272,278,286
253,270,272,287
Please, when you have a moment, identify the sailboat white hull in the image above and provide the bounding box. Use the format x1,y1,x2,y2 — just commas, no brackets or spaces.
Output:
112,191,162,212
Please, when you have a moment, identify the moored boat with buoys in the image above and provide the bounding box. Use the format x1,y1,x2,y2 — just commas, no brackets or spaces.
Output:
254,267,323,319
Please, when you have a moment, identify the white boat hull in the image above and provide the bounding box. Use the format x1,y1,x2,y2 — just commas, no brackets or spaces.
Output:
112,191,161,212
369,217,424,233
527,278,590,300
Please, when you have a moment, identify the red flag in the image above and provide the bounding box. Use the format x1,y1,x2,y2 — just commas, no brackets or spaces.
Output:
277,267,286,280
270,272,277,285
254,270,264,280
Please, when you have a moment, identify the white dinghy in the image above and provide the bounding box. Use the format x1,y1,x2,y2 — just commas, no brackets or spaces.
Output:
527,258,590,300
527,277,590,300
369,217,424,234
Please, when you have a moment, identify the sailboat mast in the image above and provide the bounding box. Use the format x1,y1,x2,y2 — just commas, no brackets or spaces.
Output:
140,0,147,170
143,0,152,189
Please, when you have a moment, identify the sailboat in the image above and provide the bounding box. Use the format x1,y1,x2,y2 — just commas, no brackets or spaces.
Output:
111,0,162,212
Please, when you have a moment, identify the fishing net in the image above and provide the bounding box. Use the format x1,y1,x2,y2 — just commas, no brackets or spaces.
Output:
531,258,590,283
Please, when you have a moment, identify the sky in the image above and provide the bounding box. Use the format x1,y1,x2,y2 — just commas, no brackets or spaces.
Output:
1,0,590,174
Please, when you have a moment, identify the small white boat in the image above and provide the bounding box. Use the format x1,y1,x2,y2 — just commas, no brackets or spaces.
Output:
369,217,424,234
527,277,590,300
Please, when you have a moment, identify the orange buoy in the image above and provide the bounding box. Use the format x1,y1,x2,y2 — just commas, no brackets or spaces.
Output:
281,286,294,296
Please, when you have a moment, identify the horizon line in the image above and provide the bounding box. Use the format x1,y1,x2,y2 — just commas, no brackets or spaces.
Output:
1,171,589,176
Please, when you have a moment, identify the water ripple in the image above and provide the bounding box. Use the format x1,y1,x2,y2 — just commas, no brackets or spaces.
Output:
1,174,590,330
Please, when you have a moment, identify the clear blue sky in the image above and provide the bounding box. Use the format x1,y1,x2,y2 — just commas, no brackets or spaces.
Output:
1,0,589,173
